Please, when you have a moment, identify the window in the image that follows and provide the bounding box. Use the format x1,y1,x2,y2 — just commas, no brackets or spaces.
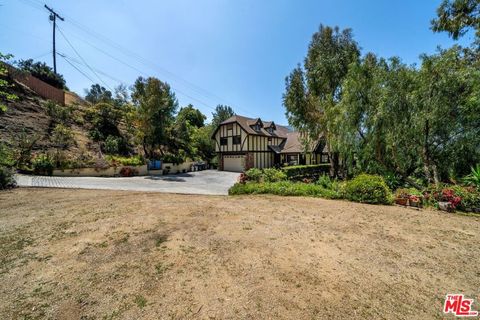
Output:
321,153,329,163
286,154,298,165
253,124,260,131
267,127,274,134
220,137,228,146
227,123,233,131
232,135,241,145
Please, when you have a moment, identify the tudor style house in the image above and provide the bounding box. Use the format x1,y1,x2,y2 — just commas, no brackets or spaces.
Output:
211,115,329,172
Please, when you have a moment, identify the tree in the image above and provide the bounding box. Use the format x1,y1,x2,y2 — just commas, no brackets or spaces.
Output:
170,105,208,159
192,124,216,162
414,46,480,182
211,105,235,128
85,84,113,104
432,0,480,42
283,25,360,176
131,76,178,158
16,59,67,89
177,104,206,128
0,52,18,113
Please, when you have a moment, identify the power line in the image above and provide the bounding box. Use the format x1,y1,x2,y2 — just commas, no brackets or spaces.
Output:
58,53,95,83
15,0,249,115
56,25,112,91
56,29,218,111
59,52,125,84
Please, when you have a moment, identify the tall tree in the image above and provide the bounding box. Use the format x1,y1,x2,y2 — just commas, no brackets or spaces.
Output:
432,0,480,42
85,84,113,104
284,25,360,176
171,105,207,158
177,104,206,128
131,77,178,158
211,105,235,128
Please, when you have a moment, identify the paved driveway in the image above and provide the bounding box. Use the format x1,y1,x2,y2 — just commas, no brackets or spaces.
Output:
15,170,239,195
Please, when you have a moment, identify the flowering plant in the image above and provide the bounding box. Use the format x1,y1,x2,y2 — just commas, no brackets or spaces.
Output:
409,195,420,202
440,188,462,209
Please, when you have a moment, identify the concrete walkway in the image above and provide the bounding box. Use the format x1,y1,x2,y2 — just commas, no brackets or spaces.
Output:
15,170,239,195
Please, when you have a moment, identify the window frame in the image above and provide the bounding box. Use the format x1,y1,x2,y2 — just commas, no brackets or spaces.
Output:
232,135,241,145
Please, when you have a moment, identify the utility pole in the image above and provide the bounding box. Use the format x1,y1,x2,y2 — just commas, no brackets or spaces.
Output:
44,5,64,74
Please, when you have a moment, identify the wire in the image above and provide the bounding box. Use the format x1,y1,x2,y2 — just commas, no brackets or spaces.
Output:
31,50,52,60
58,53,95,83
59,52,125,84
56,25,112,91
15,0,250,115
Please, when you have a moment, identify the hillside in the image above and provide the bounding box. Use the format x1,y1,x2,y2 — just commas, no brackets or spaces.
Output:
0,80,101,161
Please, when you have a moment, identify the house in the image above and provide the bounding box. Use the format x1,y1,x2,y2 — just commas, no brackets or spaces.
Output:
211,115,330,172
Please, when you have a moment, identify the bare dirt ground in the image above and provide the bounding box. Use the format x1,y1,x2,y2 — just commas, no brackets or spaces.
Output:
1,188,479,319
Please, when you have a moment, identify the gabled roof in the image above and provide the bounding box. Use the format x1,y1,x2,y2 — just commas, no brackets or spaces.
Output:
214,114,326,154
219,115,290,138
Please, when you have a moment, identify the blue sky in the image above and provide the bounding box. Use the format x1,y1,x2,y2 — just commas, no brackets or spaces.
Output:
0,0,470,124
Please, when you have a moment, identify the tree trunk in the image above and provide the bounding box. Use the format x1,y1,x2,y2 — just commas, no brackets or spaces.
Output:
422,120,432,184
432,163,440,186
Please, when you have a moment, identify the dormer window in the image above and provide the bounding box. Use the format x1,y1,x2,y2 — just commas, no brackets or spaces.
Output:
254,124,260,131
267,127,274,134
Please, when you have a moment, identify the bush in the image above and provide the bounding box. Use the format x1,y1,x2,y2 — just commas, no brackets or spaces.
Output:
262,168,287,182
428,185,480,211
52,124,74,149
45,101,72,124
105,155,145,167
282,164,330,181
32,153,54,175
104,135,121,154
0,143,15,167
245,168,262,182
345,174,392,204
315,174,333,189
17,59,67,89
0,165,16,190
463,164,480,188
229,181,341,199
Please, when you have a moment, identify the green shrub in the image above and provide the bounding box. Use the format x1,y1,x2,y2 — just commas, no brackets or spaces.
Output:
229,181,341,199
0,143,15,167
0,165,16,190
45,101,71,123
450,185,480,211
315,174,333,189
104,135,121,154
32,153,54,175
262,168,287,182
245,168,262,182
105,155,145,167
282,164,330,181
52,124,74,149
345,174,392,204
463,164,480,188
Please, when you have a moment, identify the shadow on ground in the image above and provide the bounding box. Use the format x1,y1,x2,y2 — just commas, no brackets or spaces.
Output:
143,173,194,182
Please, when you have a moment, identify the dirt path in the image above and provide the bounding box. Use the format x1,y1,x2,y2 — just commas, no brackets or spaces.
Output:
1,188,479,319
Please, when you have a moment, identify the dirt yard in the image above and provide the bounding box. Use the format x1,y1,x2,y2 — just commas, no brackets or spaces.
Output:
1,188,479,319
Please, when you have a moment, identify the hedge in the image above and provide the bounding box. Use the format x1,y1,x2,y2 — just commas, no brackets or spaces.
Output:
229,181,341,199
282,164,330,181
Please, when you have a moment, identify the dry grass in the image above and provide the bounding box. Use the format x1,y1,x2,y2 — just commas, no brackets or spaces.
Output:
1,188,479,319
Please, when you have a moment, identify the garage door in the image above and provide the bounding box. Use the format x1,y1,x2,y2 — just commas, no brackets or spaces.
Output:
223,154,245,172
